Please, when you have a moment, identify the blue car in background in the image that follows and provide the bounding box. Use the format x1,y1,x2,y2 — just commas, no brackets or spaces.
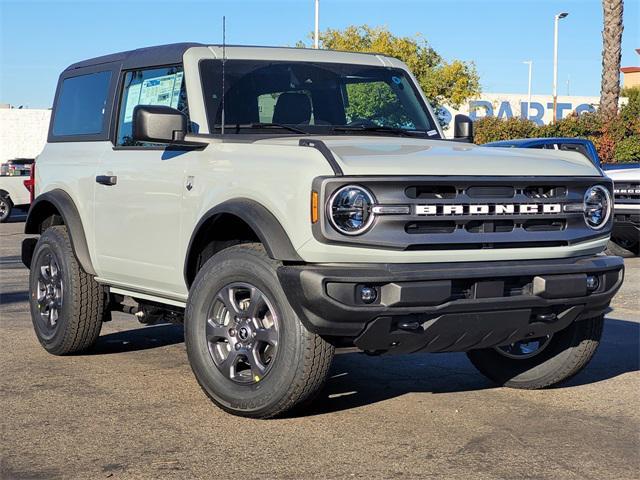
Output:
483,137,601,167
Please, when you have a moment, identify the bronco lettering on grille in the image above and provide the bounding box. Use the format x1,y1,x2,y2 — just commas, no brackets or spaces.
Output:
414,204,563,216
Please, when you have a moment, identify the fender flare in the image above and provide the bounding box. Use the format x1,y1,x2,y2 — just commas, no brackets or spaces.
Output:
184,198,303,284
25,190,96,275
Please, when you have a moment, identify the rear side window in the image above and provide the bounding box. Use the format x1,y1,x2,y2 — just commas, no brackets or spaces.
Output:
52,71,112,136
116,66,187,146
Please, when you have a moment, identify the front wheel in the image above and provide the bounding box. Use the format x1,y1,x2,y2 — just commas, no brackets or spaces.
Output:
0,194,12,223
467,315,604,389
185,243,334,418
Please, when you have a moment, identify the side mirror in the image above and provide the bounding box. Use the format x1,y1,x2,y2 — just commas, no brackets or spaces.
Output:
454,114,474,143
132,105,188,144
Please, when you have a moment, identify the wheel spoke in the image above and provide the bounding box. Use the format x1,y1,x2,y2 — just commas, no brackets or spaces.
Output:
217,286,242,316
246,287,267,318
254,327,278,346
246,348,267,378
206,318,229,341
219,349,240,378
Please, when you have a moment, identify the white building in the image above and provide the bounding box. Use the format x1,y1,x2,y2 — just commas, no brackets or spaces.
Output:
0,106,52,163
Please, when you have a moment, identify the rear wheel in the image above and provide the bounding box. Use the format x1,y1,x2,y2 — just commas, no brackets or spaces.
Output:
467,315,604,389
0,194,12,223
29,226,106,354
185,243,334,418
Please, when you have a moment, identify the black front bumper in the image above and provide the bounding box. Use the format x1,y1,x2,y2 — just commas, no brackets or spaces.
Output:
278,255,624,354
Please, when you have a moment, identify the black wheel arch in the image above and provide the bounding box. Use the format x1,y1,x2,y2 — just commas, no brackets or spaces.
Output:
184,198,302,287
24,190,96,275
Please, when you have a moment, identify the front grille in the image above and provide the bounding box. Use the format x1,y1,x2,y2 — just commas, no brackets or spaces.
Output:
315,176,612,250
613,183,640,202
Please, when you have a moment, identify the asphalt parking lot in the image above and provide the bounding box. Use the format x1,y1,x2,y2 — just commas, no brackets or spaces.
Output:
1,216,639,480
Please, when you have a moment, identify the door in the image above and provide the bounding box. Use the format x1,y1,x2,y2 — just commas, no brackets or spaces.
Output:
93,65,192,296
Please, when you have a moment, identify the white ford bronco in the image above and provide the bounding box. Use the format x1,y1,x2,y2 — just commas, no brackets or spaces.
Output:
23,43,624,418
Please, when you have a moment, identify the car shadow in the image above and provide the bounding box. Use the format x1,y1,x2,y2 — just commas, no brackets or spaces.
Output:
85,323,184,355
296,317,639,417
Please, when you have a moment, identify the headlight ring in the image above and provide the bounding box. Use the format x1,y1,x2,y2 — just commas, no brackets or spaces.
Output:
583,185,612,230
327,185,376,235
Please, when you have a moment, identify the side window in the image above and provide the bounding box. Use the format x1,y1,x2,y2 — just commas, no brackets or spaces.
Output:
52,71,112,137
116,66,187,146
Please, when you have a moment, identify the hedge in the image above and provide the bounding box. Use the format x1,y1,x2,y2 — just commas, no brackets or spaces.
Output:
473,87,640,163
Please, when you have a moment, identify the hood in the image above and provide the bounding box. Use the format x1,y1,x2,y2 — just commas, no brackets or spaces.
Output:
605,167,640,182
258,136,601,177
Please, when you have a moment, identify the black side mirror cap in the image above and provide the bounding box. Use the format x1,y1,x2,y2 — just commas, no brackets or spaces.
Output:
453,114,474,143
132,105,198,145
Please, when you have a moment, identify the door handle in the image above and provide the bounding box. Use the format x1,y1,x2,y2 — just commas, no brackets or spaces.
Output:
96,175,117,186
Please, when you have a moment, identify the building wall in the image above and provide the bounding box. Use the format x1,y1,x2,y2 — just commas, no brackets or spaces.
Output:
622,71,640,89
0,108,52,162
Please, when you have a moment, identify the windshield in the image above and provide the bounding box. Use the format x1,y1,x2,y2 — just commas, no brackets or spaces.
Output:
199,60,439,137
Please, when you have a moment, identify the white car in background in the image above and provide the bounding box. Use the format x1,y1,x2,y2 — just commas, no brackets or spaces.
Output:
605,165,640,256
0,159,32,222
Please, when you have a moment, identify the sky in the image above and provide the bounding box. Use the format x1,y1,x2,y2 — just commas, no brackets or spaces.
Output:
1,0,638,108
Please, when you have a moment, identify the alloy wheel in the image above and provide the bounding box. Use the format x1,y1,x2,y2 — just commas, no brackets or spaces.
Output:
36,250,64,333
206,282,280,384
495,334,553,360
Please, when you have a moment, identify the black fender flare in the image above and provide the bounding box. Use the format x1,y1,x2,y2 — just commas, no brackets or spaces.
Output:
24,190,96,275
184,198,303,284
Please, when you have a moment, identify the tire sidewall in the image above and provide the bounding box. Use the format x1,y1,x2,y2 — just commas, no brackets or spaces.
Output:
468,316,603,387
29,228,76,352
185,247,304,416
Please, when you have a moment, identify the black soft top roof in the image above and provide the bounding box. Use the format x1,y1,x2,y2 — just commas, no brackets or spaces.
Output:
64,42,204,71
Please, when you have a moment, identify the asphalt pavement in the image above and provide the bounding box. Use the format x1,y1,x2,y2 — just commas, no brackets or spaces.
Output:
1,216,639,480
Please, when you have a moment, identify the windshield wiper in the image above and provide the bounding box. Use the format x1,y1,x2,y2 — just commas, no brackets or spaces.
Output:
331,125,428,137
223,122,309,135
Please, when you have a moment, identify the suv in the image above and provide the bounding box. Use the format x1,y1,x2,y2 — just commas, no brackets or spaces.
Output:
604,164,640,256
22,43,623,418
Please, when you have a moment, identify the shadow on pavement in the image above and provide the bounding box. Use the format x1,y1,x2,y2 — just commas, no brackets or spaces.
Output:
86,323,184,355
0,290,29,305
300,317,639,416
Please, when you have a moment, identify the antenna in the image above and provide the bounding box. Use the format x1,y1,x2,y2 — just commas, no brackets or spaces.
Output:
221,15,226,135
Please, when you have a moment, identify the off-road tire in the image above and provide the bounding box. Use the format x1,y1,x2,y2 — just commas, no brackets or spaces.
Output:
0,194,12,223
185,243,334,418
29,226,105,354
467,315,604,389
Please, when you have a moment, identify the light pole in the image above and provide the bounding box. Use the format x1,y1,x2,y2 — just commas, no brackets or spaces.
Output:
523,60,533,107
314,0,320,49
552,12,569,123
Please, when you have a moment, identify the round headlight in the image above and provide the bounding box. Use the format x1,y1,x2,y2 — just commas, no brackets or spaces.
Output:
583,185,612,230
328,185,375,235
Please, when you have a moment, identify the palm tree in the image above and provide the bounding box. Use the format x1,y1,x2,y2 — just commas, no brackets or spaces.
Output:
600,0,624,119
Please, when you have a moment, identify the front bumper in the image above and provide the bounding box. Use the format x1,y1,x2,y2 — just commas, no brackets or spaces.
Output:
278,255,624,354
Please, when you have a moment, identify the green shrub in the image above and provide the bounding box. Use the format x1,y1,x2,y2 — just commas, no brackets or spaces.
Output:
474,87,640,163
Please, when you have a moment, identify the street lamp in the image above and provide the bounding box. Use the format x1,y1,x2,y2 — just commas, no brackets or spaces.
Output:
552,12,569,123
314,0,320,49
523,60,533,107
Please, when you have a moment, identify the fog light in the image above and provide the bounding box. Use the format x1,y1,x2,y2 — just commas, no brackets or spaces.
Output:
586,275,599,291
360,286,378,304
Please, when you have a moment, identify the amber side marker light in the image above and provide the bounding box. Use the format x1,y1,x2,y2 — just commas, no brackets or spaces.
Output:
311,191,319,223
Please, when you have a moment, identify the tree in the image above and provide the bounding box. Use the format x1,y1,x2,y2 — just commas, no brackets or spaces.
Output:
300,25,480,122
600,0,624,119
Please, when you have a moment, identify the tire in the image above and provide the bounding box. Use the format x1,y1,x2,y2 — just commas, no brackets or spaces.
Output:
0,194,12,223
467,315,604,389
185,243,334,418
29,226,106,355
606,239,639,257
